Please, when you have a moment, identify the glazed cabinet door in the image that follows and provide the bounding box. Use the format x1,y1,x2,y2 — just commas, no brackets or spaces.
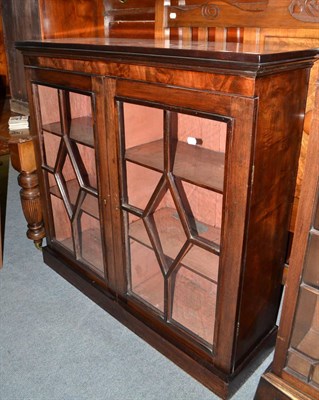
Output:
277,162,319,398
106,77,257,369
27,71,111,285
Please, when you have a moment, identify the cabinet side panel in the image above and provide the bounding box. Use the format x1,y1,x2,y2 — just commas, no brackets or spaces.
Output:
235,68,311,366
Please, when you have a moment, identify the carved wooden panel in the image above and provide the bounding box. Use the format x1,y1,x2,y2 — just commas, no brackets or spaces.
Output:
289,0,319,22
165,0,319,28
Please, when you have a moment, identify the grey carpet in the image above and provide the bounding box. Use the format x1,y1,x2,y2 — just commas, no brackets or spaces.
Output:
0,166,272,400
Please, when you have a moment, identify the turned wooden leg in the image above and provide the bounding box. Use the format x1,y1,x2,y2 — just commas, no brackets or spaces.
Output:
9,136,45,248
18,170,45,248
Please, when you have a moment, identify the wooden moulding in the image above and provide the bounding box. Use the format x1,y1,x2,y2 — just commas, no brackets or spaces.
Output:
165,0,319,29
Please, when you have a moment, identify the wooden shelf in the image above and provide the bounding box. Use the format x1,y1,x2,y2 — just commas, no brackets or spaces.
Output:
43,116,94,147
129,208,220,282
69,116,94,147
42,121,62,137
125,139,225,192
50,179,99,219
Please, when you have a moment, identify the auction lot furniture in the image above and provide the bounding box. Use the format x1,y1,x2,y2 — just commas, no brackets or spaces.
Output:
16,38,318,399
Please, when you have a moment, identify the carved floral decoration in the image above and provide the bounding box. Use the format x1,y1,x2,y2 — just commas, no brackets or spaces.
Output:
289,0,319,22
201,3,220,18
199,1,269,20
173,1,269,21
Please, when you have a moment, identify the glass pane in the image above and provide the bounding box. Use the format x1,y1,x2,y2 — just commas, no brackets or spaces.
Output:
50,179,79,211
42,131,61,169
172,266,217,345
81,193,99,219
290,288,319,355
128,190,187,266
182,245,219,282
79,212,104,277
178,112,226,153
69,92,94,147
180,181,222,245
46,171,57,190
287,350,313,379
313,365,319,386
152,189,188,263
76,144,97,190
61,154,80,210
126,162,162,210
173,112,227,192
123,103,163,150
50,194,73,252
129,222,164,312
38,86,61,130
303,232,319,288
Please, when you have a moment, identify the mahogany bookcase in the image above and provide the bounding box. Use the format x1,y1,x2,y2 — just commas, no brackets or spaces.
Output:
16,38,318,398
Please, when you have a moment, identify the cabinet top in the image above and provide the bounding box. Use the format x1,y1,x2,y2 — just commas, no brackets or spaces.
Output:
16,38,319,74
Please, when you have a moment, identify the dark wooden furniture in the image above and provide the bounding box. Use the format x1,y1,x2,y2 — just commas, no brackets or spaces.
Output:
254,79,319,400
17,38,318,399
